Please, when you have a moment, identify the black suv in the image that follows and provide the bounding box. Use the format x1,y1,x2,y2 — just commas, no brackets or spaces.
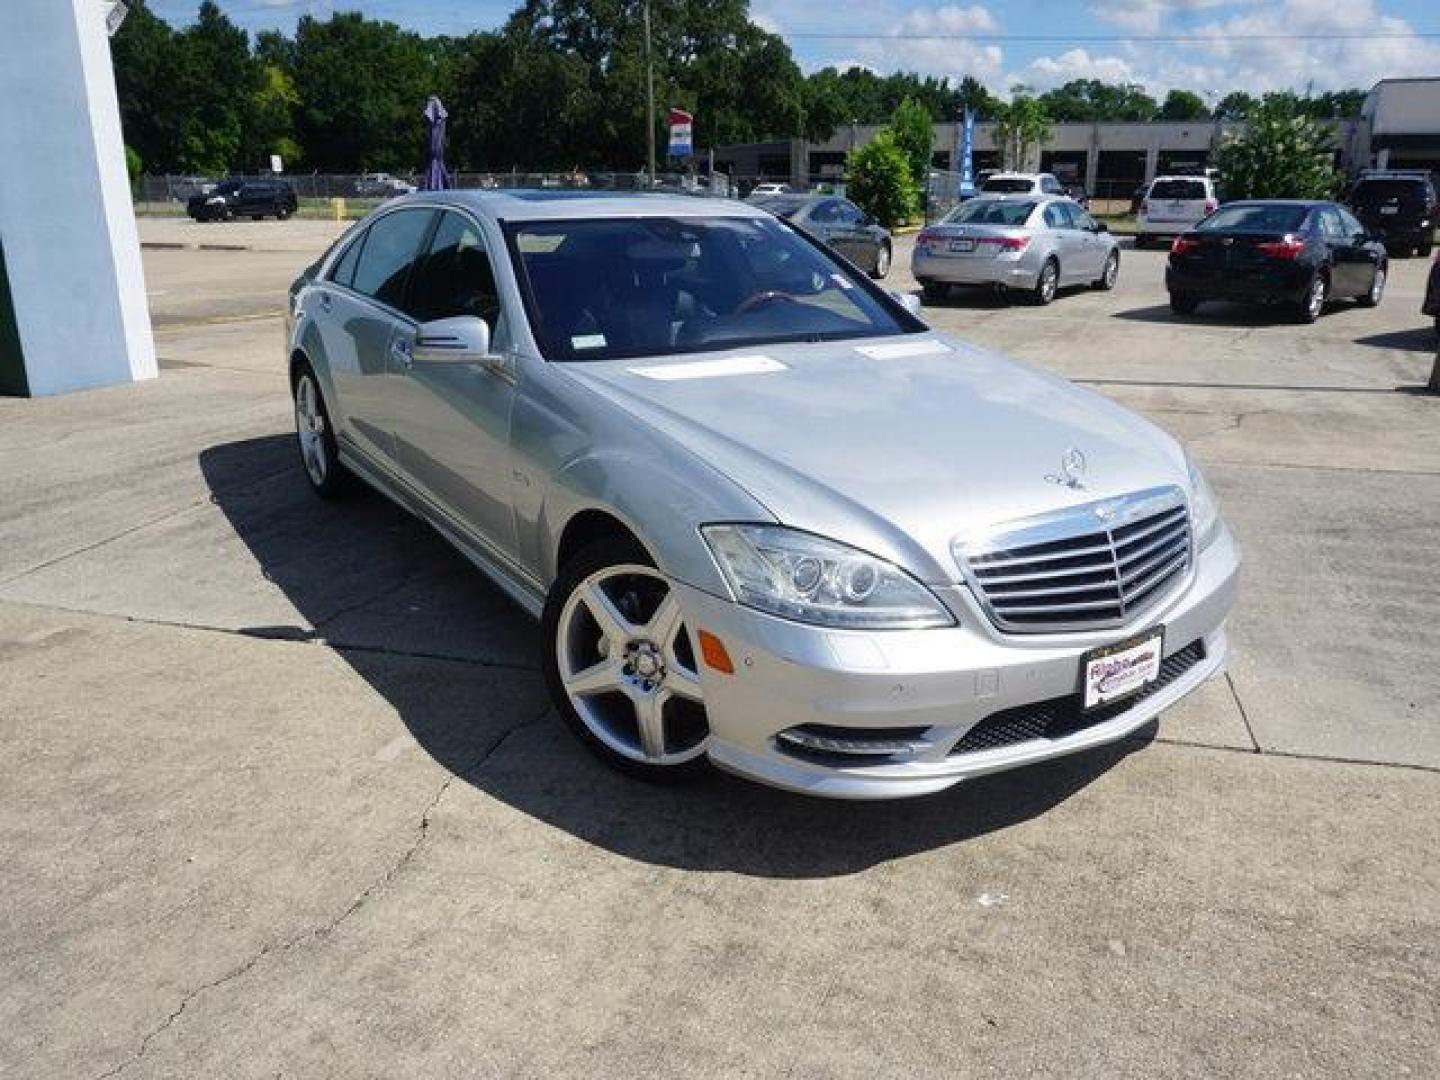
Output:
187,180,298,222
1345,171,1438,257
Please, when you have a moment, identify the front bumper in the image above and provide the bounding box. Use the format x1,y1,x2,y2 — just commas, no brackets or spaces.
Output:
679,524,1240,799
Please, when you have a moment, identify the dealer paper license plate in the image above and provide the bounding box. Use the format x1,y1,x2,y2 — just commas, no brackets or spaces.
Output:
1082,628,1164,710
948,238,976,252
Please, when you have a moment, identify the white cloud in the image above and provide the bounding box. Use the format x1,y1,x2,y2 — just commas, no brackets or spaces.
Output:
895,4,999,35
853,6,1006,85
1010,48,1139,91
1088,0,1252,36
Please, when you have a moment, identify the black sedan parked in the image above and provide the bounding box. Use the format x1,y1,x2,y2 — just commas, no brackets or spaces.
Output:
1166,200,1387,323
187,180,298,222
749,194,893,278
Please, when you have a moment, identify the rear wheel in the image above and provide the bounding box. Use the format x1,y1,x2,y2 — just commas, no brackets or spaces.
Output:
870,241,892,279
1093,250,1119,290
1419,239,1434,258
1358,263,1386,308
543,537,710,782
277,207,291,221
1169,292,1198,315
1296,274,1328,324
1031,259,1059,305
921,282,949,304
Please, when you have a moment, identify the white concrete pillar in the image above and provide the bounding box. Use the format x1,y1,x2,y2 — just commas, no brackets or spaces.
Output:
0,0,156,397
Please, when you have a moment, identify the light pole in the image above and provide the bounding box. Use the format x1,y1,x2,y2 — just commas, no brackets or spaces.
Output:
643,0,656,187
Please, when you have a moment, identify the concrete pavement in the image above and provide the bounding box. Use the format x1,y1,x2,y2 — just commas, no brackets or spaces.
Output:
0,221,1435,1078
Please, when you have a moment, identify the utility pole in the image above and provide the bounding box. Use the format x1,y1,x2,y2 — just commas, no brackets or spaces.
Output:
643,0,656,187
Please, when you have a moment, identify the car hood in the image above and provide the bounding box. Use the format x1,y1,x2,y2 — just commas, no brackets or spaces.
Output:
565,334,1189,583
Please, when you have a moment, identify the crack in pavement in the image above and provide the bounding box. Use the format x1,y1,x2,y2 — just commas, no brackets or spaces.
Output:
88,710,546,1080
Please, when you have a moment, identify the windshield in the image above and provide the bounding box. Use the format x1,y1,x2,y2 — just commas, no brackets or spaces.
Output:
982,178,1034,193
1196,204,1308,233
506,216,910,362
751,197,808,220
1149,179,1207,200
1351,179,1429,208
943,199,1036,226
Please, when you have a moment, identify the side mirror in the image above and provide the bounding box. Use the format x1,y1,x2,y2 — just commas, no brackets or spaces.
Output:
413,315,492,364
892,291,924,318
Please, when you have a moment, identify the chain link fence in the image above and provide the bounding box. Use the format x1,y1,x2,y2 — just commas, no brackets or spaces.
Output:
134,170,741,218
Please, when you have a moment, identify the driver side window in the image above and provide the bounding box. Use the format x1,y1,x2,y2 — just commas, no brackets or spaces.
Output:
408,211,502,328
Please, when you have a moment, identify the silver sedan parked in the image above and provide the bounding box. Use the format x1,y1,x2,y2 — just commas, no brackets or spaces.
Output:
914,194,1120,304
288,190,1237,799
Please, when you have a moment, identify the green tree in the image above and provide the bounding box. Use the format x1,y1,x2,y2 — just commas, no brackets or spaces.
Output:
889,97,934,188
1212,96,1338,200
291,12,438,171
110,0,188,172
1160,89,1209,121
175,2,254,173
954,76,1001,119
1039,79,1157,122
1214,91,1257,120
994,91,1052,171
846,130,918,228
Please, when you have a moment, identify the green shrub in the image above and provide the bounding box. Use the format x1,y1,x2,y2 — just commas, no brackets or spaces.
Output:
846,130,919,228
1213,96,1338,200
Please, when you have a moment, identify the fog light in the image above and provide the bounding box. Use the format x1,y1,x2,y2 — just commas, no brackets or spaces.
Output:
776,724,930,758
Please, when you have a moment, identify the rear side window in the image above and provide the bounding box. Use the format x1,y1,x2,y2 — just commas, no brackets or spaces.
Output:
1149,180,1207,200
1042,203,1069,229
350,209,435,311
329,232,365,288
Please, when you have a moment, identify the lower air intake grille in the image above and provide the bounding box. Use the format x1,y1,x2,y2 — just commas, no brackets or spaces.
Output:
951,640,1206,755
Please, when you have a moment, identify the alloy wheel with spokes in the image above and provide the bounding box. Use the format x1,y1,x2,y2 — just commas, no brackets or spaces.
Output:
292,363,353,498
872,243,892,279
1298,274,1328,323
1033,260,1059,305
545,541,710,778
295,374,329,487
1359,264,1386,308
1094,251,1119,291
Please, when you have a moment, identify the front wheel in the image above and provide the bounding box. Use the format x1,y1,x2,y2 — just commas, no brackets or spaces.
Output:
921,281,949,304
870,242,892,280
1093,250,1119,291
543,538,711,782
1358,263,1386,308
1031,259,1059,305
292,364,354,499
1169,292,1198,315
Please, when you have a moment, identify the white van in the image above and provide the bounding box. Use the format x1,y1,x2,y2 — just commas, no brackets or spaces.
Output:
1136,175,1220,247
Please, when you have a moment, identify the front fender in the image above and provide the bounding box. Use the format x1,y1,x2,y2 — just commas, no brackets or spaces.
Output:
540,449,776,595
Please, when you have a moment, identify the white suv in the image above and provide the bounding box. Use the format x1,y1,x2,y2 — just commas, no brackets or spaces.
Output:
981,172,1068,197
1137,175,1220,247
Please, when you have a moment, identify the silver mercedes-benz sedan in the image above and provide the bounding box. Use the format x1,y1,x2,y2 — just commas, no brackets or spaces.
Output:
913,194,1121,304
287,190,1238,799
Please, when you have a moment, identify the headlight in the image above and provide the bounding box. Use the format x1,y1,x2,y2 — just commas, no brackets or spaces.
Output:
1186,453,1221,549
701,525,954,630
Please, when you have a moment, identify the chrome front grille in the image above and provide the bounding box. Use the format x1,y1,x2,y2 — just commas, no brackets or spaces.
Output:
956,487,1193,633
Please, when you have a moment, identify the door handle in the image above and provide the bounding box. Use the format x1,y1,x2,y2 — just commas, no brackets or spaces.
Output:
318,292,333,313
390,338,414,371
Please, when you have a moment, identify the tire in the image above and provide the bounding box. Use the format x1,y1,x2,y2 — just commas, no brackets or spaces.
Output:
870,241,892,280
921,282,949,304
1296,273,1328,324
1093,250,1120,291
252,215,264,222
1030,259,1059,305
1358,262,1386,308
277,207,292,221
1133,235,1149,251
1420,240,1434,258
1169,292,1198,315
542,536,711,783
292,361,354,499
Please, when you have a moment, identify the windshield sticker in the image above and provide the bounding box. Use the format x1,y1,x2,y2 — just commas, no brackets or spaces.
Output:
571,334,607,350
629,355,787,381
855,340,953,360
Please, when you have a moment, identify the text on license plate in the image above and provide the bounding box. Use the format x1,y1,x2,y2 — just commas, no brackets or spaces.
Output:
948,239,976,252
1380,206,1399,214
1082,629,1164,710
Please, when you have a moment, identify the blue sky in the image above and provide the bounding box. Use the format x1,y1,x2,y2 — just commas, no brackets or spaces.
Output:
151,0,1440,96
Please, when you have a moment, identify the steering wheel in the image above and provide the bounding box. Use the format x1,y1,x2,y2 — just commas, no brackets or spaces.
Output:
735,289,802,315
